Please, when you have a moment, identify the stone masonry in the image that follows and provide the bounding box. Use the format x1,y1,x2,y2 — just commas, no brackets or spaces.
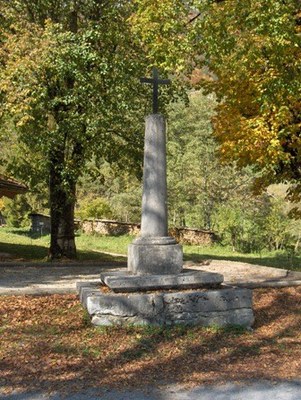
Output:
78,282,254,327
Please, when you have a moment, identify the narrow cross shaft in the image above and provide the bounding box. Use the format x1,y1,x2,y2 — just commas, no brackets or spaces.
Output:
140,67,171,114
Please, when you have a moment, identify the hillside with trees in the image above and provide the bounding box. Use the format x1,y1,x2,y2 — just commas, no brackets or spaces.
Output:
0,0,300,258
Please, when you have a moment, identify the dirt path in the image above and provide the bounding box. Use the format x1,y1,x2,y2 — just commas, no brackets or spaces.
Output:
2,380,301,400
0,259,301,295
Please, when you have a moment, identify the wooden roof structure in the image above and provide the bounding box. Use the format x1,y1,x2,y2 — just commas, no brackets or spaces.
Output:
0,175,28,199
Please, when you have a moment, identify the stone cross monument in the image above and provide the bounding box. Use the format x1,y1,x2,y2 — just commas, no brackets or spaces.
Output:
140,67,170,114
127,68,183,275
77,67,254,329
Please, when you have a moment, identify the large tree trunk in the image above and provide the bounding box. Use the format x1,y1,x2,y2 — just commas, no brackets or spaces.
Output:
47,6,82,260
48,148,77,260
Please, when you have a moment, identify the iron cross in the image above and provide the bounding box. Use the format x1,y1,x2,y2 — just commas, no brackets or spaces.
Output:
140,67,171,114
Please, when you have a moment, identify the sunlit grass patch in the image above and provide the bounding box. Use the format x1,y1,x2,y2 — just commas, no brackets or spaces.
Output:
0,227,301,270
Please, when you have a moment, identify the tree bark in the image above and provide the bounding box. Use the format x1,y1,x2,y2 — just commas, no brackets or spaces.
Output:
47,2,80,260
48,148,77,260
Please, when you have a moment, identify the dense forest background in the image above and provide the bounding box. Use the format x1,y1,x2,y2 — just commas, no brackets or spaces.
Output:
2,90,301,254
0,1,300,257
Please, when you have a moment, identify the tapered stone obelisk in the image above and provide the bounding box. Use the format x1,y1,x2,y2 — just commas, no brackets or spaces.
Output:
141,114,168,237
128,69,183,275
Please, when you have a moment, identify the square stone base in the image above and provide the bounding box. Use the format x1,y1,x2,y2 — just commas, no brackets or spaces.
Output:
128,242,183,275
77,282,254,328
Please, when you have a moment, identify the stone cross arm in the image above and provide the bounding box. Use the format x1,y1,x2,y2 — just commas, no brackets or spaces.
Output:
140,67,171,114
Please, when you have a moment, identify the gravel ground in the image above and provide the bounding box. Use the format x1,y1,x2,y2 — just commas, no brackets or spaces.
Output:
1,381,301,400
0,259,301,295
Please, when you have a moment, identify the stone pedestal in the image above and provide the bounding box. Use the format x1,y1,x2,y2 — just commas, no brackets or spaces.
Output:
128,237,182,275
77,282,254,328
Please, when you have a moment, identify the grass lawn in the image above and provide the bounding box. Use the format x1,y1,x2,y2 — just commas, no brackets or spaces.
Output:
0,227,300,271
0,287,300,395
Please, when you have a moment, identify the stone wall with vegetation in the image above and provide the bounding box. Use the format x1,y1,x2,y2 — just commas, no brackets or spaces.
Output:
81,219,141,236
81,219,215,245
169,227,216,246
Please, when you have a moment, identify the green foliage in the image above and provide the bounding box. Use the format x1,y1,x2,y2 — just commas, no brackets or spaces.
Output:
0,0,156,257
263,199,292,251
76,197,113,220
109,189,142,223
191,0,301,198
214,202,246,252
130,0,194,73
166,91,300,253
213,195,297,253
167,90,256,230
0,10,147,174
77,161,142,223
2,196,31,227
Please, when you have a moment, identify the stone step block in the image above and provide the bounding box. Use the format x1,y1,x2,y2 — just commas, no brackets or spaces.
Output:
128,240,183,275
100,269,224,292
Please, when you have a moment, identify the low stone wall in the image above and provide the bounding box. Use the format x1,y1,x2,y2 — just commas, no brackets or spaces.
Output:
81,219,140,236
170,227,216,246
81,219,215,245
30,214,81,234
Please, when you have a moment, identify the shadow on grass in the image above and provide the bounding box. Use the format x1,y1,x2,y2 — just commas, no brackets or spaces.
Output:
76,249,126,263
0,241,48,260
7,228,49,239
0,240,126,263
184,252,301,271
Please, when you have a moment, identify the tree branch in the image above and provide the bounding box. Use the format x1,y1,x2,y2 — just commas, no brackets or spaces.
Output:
187,0,226,25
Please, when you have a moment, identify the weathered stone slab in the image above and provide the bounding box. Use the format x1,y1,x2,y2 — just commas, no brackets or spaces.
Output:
164,308,254,327
78,282,254,328
128,239,183,275
99,270,129,282
163,288,252,314
86,290,164,326
77,281,100,306
100,269,223,292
